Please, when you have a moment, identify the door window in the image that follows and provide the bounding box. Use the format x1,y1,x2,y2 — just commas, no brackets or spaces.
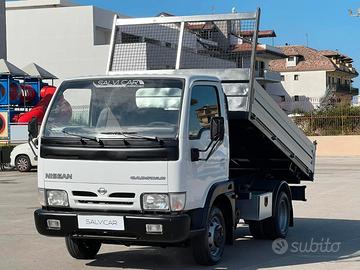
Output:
189,85,220,139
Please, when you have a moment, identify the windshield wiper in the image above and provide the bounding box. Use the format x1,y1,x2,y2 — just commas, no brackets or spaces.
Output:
101,131,163,144
62,130,104,146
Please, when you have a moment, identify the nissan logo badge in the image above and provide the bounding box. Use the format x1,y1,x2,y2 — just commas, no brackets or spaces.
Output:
97,187,107,195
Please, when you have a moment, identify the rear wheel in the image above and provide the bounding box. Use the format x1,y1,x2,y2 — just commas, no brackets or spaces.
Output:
248,191,291,239
65,237,101,259
15,155,31,172
263,191,290,239
192,206,226,265
248,220,265,239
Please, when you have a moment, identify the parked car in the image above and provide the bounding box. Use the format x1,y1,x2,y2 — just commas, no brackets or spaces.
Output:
10,138,38,172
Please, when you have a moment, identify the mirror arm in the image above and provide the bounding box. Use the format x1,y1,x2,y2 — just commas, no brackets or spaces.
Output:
198,140,215,153
27,137,38,158
198,138,222,161
191,115,225,162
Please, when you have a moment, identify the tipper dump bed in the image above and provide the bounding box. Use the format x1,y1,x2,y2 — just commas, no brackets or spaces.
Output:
106,10,316,182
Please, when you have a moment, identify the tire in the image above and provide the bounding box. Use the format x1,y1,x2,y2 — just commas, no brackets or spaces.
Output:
192,206,226,266
262,191,291,239
65,237,101,259
248,220,265,239
15,155,31,172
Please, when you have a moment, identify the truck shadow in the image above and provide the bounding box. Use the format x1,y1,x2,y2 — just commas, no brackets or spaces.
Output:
86,217,360,269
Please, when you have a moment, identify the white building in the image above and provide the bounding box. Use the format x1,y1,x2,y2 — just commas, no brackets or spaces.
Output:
5,0,127,85
0,0,6,59
268,45,358,113
352,95,360,106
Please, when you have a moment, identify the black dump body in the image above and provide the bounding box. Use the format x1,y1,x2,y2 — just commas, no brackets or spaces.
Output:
228,115,312,184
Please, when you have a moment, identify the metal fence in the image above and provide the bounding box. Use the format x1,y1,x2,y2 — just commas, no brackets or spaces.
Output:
292,114,360,136
107,12,259,73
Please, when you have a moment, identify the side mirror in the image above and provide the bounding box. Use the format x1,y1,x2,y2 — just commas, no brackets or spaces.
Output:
210,117,224,141
28,117,39,139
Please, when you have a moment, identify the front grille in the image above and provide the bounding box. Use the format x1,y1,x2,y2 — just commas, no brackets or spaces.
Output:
76,200,133,205
72,191,97,197
109,192,135,198
72,190,136,208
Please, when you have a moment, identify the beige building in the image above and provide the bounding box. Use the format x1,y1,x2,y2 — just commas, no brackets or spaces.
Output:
268,45,358,113
0,0,5,59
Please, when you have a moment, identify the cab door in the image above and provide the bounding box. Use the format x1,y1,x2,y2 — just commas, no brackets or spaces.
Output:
186,82,229,208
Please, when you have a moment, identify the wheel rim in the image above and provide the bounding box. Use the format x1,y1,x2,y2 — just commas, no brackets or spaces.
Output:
208,215,225,257
278,199,289,234
17,157,29,171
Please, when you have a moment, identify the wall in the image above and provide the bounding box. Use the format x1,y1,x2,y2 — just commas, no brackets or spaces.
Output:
309,135,360,156
267,70,327,112
268,70,327,98
0,0,6,59
93,6,123,46
6,5,117,85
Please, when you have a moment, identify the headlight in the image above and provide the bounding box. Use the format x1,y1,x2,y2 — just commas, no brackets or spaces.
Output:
38,188,45,206
142,194,169,211
46,190,69,207
169,193,186,211
142,193,186,211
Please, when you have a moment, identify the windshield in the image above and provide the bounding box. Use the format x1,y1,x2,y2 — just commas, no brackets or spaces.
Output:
44,78,184,139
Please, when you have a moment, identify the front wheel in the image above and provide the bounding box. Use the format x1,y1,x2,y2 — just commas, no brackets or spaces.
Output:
192,206,226,265
65,237,101,259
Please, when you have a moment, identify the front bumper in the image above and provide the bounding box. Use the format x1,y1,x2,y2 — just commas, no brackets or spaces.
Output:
34,209,191,245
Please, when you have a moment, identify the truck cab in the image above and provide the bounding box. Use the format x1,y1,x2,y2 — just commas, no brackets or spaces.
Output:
34,74,234,262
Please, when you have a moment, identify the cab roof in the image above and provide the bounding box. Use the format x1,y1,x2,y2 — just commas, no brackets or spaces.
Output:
62,71,221,85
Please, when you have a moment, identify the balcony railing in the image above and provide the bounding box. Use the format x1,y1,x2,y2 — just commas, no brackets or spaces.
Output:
351,87,359,96
326,84,357,95
256,69,281,82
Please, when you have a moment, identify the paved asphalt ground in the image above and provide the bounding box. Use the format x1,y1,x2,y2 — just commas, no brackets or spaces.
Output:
0,156,359,270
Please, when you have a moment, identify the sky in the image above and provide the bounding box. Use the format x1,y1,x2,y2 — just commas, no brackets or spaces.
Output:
55,0,360,88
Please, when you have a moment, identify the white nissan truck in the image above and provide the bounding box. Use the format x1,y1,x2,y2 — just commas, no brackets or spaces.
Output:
32,10,316,265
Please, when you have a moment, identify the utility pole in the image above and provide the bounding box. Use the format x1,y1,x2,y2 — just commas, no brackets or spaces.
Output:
0,0,6,60
349,8,360,17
